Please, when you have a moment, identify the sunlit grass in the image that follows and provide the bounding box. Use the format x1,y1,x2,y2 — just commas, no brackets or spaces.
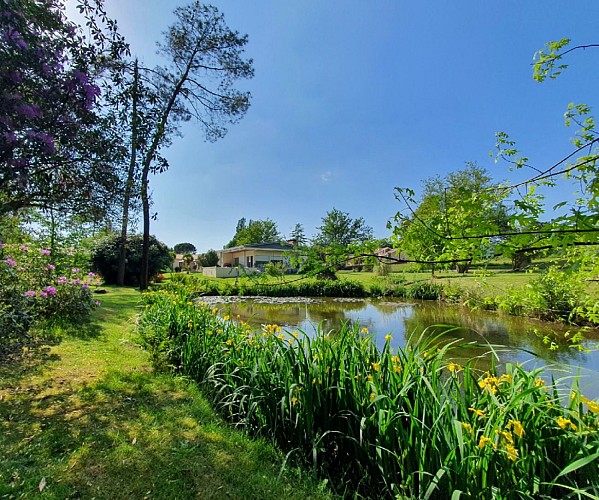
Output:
0,287,330,499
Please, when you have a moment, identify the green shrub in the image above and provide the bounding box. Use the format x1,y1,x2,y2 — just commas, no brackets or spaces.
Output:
406,280,444,300
91,232,172,286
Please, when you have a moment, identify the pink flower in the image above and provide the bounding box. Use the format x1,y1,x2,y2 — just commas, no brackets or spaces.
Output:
39,291,48,298
45,264,56,270
5,258,16,267
20,245,29,252
94,300,101,306
45,286,57,296
24,290,36,297
72,268,80,273
88,272,95,277
40,249,51,256
82,283,89,289
56,276,67,284
71,278,80,285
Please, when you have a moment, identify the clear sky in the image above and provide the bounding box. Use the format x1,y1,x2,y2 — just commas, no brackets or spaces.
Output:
97,0,599,251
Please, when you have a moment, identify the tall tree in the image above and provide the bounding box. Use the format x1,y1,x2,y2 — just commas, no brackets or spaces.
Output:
289,223,307,246
314,208,373,247
391,163,509,273
226,219,281,247
0,0,128,221
298,209,374,279
137,2,254,289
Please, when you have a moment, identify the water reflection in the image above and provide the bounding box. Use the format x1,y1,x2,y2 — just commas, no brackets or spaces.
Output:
201,296,599,398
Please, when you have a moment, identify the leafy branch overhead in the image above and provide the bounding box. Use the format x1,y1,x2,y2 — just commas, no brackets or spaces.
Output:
389,39,599,273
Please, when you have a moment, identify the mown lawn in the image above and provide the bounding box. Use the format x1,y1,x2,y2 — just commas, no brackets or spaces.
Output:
0,287,330,499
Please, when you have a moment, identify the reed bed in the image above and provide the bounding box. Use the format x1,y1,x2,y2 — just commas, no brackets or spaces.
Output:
138,288,599,498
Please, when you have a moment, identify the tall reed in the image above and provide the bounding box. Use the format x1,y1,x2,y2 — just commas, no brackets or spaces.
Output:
138,288,599,498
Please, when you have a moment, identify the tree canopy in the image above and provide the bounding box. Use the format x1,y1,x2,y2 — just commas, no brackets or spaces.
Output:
313,208,373,247
226,218,281,248
391,163,509,273
174,242,197,254
0,0,127,219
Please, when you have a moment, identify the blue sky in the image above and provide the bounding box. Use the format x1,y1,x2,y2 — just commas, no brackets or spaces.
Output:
98,1,599,251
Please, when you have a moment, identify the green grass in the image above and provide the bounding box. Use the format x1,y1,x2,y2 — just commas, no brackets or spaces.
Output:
0,287,330,499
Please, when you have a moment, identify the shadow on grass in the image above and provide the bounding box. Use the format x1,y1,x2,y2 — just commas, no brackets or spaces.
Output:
0,370,328,499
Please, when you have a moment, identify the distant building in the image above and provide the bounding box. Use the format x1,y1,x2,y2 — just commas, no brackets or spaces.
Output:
217,242,295,269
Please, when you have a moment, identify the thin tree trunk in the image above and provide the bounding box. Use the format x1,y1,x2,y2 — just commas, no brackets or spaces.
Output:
117,59,139,287
140,168,150,289
139,52,196,290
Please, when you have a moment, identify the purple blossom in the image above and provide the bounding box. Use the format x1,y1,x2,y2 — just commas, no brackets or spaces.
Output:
71,278,80,285
94,301,101,306
82,283,89,289
3,131,17,144
4,28,25,48
6,71,22,84
39,291,48,298
24,290,36,297
73,70,89,85
25,131,56,154
5,258,16,267
45,286,57,296
40,249,51,256
88,272,95,277
72,268,80,273
56,276,67,284
9,158,28,168
20,245,29,252
45,264,56,270
83,83,101,109
17,103,42,119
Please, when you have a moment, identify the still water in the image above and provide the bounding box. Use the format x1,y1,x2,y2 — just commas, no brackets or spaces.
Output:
200,296,599,399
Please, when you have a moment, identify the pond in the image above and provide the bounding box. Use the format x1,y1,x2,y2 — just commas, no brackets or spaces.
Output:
200,296,599,399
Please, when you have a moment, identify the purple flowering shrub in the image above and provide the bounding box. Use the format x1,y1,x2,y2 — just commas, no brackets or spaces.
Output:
0,242,101,353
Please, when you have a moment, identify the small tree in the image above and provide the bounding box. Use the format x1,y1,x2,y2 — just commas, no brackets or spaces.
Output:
182,253,194,270
289,223,307,246
197,249,219,267
296,209,374,280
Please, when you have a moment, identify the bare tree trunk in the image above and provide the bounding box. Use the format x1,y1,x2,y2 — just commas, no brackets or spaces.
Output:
140,167,150,290
139,54,196,290
117,59,139,287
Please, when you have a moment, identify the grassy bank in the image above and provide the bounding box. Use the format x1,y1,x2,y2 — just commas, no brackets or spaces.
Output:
0,287,329,499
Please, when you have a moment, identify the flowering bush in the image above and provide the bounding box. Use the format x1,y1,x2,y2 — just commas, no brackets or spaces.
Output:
0,243,101,354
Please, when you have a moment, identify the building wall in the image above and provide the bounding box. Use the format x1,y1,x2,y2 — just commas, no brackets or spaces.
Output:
218,248,289,268
202,266,259,278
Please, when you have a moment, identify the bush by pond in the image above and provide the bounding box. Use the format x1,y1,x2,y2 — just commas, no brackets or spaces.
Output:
138,286,599,498
165,273,368,298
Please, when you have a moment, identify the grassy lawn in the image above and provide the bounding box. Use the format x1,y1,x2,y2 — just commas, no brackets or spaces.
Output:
0,287,330,499
336,268,535,297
